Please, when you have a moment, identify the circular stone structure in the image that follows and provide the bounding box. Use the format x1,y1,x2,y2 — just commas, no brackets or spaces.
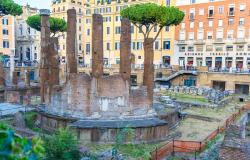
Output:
37,74,170,143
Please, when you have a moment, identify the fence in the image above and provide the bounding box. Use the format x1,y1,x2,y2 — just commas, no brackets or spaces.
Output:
151,104,250,160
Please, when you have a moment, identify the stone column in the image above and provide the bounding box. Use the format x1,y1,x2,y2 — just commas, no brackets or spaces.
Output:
120,18,131,81
49,37,60,85
92,14,103,78
39,9,50,103
12,71,18,85
66,9,77,74
25,70,30,86
0,62,4,86
143,38,154,104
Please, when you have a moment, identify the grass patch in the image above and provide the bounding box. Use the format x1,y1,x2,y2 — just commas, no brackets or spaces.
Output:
162,91,208,104
85,143,163,160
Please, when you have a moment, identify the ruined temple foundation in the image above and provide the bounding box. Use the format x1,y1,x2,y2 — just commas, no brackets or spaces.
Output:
37,9,168,143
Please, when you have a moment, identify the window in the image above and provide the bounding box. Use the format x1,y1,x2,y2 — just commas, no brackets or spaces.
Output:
165,26,169,31
228,5,235,16
154,25,157,32
179,31,185,40
179,46,185,52
198,22,203,28
79,26,81,31
2,29,8,35
207,31,213,39
206,45,213,51
94,8,99,14
2,19,8,25
87,29,90,36
208,6,214,17
228,18,234,25
3,40,9,48
115,26,121,34
208,20,213,27
199,9,204,15
190,0,196,4
106,7,111,12
138,56,142,59
106,43,110,50
106,27,110,34
154,41,159,50
239,4,246,11
188,46,194,52
79,35,82,40
226,45,233,51
218,20,223,27
188,32,194,40
237,29,245,39
86,19,91,24
197,31,203,40
216,30,223,39
115,16,120,22
248,45,250,51
239,18,244,25
190,22,194,29
237,45,244,51
189,8,195,20
166,0,170,6
227,30,234,39
181,23,185,29
131,26,134,33
79,18,81,23
215,46,223,51
86,9,91,15
79,44,82,51
86,44,90,53
218,6,224,14
196,45,203,52
115,42,120,50
137,42,143,50
163,41,170,50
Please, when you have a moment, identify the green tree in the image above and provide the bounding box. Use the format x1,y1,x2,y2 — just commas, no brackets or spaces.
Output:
26,15,67,37
0,122,44,160
0,0,22,16
44,128,81,160
121,3,184,41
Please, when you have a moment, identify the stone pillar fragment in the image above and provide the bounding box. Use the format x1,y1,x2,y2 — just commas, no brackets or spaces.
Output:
92,14,103,78
39,9,50,103
66,9,77,74
0,62,5,86
12,71,18,85
49,37,60,85
143,38,154,104
120,18,131,81
25,70,30,86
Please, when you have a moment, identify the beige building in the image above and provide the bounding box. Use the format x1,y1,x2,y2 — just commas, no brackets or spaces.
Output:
15,5,40,66
51,0,176,67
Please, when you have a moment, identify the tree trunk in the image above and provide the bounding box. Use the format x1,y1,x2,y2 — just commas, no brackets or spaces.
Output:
143,38,154,105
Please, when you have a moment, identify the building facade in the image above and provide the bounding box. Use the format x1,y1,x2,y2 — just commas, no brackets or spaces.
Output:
51,0,176,67
0,15,15,57
174,0,250,72
15,5,40,66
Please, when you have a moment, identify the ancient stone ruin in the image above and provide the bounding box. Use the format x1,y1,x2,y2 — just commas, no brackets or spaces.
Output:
37,9,168,143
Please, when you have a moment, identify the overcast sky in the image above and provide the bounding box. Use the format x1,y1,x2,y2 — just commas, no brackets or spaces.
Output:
14,0,51,9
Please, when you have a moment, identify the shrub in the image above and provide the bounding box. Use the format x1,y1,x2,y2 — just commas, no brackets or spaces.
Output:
44,127,81,160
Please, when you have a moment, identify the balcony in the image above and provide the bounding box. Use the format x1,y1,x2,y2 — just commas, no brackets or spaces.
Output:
234,38,246,44
207,13,214,19
177,40,187,45
213,38,225,44
228,11,235,17
194,40,205,45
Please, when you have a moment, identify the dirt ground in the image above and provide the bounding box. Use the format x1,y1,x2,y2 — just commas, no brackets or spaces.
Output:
172,98,247,141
